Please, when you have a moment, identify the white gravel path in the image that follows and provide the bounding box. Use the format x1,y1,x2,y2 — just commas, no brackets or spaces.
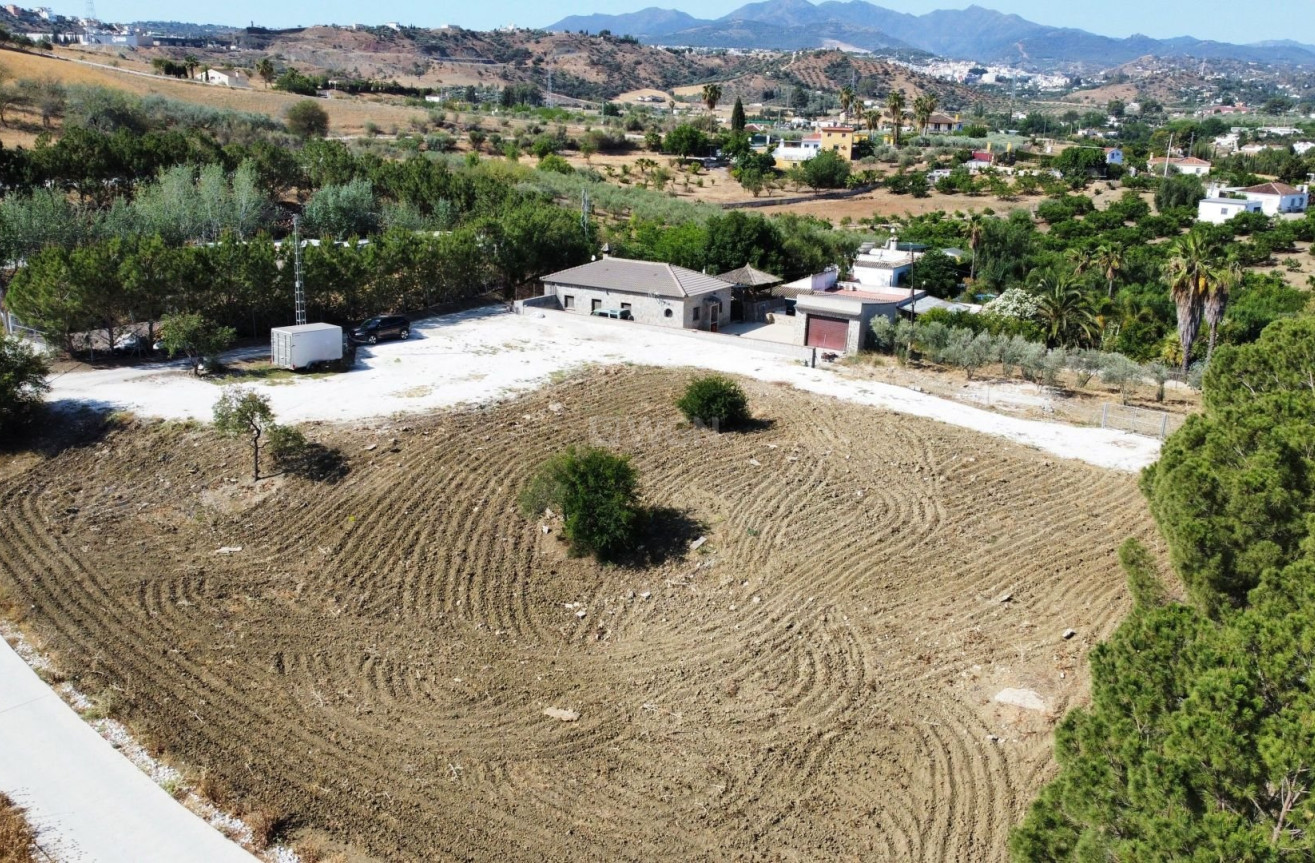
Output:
0,636,257,862
45,306,1160,472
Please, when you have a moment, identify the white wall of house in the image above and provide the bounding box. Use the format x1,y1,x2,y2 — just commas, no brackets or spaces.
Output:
1197,198,1263,223
543,283,733,331
852,264,912,289
1244,191,1308,216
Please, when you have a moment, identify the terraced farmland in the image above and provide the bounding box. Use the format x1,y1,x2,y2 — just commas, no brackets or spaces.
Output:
0,367,1158,860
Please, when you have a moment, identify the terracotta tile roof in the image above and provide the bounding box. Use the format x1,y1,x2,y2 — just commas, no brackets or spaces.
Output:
1243,181,1304,196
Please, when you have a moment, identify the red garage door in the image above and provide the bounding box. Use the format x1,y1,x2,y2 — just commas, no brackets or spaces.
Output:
805,315,849,350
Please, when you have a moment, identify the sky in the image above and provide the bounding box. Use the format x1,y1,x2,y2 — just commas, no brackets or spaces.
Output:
66,0,1314,46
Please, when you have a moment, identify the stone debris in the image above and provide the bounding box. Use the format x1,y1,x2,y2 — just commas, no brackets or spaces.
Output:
548,402,564,414
639,591,651,600
575,610,587,619
748,458,762,466
543,707,579,722
994,688,1046,712
999,592,1013,603
690,536,707,551
541,524,550,534
214,546,242,555
1062,628,1076,640
363,443,377,451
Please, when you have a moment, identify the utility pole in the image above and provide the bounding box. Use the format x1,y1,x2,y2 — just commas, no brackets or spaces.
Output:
292,215,306,326
1163,132,1175,179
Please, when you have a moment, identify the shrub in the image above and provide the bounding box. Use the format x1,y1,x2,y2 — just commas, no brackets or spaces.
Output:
676,375,751,430
520,447,640,559
284,100,329,138
0,334,50,440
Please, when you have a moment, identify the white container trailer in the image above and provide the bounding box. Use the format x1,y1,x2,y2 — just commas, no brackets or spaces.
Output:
270,323,343,370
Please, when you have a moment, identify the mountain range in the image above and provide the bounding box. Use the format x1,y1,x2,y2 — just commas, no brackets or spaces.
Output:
548,1,1315,69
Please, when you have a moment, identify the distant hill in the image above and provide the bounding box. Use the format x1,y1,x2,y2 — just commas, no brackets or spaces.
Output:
545,0,1315,69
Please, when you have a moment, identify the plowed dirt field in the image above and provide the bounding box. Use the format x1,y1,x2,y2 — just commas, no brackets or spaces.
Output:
0,367,1158,861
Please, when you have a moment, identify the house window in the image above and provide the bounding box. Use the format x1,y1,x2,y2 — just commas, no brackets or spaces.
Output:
664,309,673,318
591,299,602,313
692,307,700,321
563,295,575,309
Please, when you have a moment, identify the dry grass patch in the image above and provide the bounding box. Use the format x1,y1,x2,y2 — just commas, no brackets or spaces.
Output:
0,793,35,863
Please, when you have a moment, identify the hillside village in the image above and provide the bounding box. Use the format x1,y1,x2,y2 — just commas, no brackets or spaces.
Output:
1,1,1315,862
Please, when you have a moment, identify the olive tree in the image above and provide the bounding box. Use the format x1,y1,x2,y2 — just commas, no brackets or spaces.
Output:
159,312,235,375
213,386,276,480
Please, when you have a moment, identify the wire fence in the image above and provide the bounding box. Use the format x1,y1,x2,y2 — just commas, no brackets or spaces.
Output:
910,375,1186,440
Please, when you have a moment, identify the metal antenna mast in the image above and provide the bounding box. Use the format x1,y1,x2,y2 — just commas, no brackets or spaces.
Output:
581,189,589,234
292,215,306,326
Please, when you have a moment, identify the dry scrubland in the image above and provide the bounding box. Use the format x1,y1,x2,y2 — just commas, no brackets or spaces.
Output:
0,48,428,141
0,367,1159,860
0,793,34,863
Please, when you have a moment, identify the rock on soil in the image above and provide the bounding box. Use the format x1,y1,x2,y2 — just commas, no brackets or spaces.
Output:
543,708,580,722
994,688,1047,712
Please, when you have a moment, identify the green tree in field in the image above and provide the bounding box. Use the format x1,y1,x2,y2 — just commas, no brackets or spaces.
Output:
730,96,746,132
285,100,329,138
1154,172,1205,212
908,248,961,298
213,386,277,481
0,334,49,439
676,375,751,430
520,447,640,560
801,149,850,191
663,124,709,158
478,200,594,300
159,311,235,376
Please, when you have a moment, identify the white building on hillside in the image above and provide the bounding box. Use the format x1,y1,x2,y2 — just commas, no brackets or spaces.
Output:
1197,197,1263,224
1240,181,1309,216
1148,156,1212,176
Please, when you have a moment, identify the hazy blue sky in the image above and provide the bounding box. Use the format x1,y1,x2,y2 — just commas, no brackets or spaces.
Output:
74,1,1312,46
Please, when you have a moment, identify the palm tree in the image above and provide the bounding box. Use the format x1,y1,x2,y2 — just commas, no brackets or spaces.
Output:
1163,231,1212,373
885,89,906,147
839,85,856,119
966,213,985,281
1034,274,1100,348
255,57,275,89
701,83,722,113
912,92,939,137
1093,243,1126,299
1204,260,1240,360
864,108,882,135
1065,246,1093,276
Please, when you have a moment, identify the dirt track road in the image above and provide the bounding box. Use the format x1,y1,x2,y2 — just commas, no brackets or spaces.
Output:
45,307,1161,472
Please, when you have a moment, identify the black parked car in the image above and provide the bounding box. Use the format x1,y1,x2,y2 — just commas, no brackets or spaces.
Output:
351,315,410,344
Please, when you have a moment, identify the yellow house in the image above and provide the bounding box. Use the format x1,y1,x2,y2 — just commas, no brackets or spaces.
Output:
818,126,854,161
